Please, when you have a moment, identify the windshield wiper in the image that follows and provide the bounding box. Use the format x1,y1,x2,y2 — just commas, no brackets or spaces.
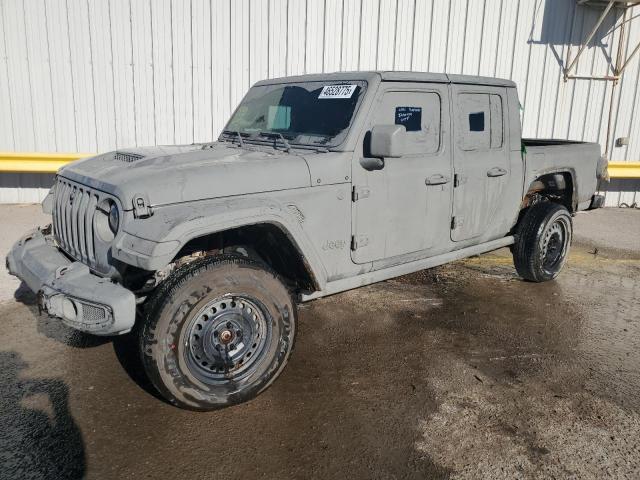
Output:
258,132,292,152
220,129,248,148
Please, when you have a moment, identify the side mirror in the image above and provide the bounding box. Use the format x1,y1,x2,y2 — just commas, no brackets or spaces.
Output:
369,124,407,158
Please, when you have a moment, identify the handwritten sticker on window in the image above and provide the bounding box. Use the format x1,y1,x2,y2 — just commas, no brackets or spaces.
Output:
395,107,422,132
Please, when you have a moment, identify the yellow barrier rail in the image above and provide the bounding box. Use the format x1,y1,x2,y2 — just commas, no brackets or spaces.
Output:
608,161,640,179
0,152,93,173
1,152,639,178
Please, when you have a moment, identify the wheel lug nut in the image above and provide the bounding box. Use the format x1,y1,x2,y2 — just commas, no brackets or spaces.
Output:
219,329,234,344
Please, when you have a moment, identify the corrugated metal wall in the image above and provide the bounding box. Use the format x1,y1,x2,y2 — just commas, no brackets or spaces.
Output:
1,0,639,204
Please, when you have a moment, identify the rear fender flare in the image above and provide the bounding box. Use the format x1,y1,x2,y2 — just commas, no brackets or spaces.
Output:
525,169,577,209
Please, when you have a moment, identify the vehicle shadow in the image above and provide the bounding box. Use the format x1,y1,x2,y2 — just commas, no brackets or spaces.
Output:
13,281,38,306
14,281,110,349
0,351,86,479
12,282,163,402
111,330,166,403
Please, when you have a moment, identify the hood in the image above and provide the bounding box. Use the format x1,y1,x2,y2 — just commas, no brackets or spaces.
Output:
59,143,312,209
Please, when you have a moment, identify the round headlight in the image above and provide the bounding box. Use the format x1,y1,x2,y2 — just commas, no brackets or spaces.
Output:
108,202,120,234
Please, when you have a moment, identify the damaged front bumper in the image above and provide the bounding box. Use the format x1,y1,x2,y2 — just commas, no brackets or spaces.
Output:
6,228,136,335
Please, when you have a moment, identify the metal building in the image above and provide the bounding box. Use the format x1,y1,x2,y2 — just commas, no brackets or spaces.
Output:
0,0,639,204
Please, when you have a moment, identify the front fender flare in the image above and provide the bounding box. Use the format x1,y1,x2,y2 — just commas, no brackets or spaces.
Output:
113,197,328,288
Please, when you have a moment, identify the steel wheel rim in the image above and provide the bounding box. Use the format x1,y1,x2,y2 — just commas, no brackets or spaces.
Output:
183,295,271,384
541,217,569,272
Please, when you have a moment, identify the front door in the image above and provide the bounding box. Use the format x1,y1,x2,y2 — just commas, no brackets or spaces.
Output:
450,85,510,241
351,86,452,264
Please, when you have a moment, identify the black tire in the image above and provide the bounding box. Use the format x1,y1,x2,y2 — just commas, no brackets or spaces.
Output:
140,255,296,410
513,202,573,282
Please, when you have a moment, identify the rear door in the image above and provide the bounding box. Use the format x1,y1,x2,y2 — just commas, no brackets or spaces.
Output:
451,85,509,241
351,85,452,264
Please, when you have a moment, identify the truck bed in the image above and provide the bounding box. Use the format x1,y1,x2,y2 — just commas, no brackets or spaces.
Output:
522,138,603,211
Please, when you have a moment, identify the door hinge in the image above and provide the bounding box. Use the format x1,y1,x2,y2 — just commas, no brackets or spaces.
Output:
454,174,466,188
351,235,370,251
351,186,371,202
451,216,464,230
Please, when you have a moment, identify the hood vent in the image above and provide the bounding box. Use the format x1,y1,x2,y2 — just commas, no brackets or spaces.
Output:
114,151,145,162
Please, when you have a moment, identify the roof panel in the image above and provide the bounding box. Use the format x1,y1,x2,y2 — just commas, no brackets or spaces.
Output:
379,71,450,83
255,71,382,86
257,71,516,88
445,74,517,88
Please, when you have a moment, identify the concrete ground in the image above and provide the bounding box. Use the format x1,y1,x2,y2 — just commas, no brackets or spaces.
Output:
1,205,639,479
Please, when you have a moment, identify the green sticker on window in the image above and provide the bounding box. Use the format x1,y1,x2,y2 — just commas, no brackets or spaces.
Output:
267,105,291,130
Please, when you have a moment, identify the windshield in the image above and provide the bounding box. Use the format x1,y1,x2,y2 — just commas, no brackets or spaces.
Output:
223,80,367,148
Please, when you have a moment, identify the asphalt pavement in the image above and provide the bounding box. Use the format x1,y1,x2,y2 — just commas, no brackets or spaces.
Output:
1,204,639,479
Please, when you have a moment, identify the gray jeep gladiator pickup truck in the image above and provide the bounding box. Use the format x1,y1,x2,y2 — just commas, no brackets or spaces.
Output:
7,71,607,410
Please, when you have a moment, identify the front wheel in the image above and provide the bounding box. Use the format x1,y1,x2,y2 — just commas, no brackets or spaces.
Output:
140,255,296,410
513,202,573,282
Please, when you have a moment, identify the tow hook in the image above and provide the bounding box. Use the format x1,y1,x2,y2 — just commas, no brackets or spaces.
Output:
36,290,46,316
588,194,605,210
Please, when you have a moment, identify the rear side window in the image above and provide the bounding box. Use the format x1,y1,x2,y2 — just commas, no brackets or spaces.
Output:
489,94,503,148
458,93,503,151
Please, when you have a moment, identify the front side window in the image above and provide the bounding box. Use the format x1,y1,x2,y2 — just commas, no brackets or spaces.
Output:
224,81,367,148
371,91,441,155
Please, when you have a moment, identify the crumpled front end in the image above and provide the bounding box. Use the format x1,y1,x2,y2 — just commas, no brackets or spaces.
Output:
6,228,136,335
50,176,124,276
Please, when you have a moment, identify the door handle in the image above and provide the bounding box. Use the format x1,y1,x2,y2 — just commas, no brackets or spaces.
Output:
487,167,508,177
425,174,450,186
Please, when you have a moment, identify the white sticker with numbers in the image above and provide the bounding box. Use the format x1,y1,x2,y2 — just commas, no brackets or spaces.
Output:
318,84,357,99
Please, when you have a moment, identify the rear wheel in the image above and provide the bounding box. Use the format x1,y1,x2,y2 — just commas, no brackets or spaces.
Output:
140,255,296,410
513,202,572,282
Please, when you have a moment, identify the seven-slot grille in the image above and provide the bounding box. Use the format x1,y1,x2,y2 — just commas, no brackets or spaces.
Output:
53,178,100,268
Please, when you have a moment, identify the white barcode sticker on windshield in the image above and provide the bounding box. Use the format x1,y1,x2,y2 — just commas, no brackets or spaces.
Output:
319,84,357,99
